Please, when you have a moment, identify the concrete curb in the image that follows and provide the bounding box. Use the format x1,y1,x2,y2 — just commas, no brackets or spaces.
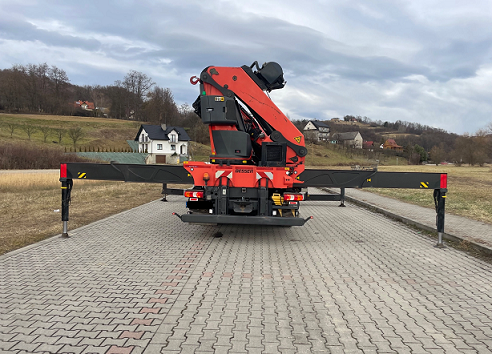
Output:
327,189,492,257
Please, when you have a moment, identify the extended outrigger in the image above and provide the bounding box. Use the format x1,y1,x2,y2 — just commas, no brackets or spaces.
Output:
59,61,447,246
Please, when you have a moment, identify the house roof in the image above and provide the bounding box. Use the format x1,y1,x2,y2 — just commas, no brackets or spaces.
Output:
310,120,330,129
384,139,402,147
74,100,95,110
333,131,360,140
134,124,191,142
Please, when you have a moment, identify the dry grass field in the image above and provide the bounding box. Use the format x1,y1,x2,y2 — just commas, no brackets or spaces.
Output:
373,165,492,223
0,170,187,255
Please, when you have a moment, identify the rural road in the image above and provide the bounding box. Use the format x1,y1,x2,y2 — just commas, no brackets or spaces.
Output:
1,196,491,353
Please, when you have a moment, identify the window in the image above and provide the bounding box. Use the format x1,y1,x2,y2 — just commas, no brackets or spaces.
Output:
169,134,177,143
171,145,176,151
157,144,163,150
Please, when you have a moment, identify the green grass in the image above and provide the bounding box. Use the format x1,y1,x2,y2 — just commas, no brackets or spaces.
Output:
0,113,142,151
372,165,492,224
303,142,407,167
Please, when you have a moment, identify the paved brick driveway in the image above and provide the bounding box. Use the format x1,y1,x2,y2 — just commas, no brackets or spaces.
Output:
1,197,491,353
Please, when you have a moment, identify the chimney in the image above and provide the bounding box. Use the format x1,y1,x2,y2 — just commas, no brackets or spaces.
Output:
161,124,167,131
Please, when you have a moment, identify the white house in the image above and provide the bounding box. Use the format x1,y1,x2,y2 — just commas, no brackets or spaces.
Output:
332,131,363,149
303,120,330,141
135,124,191,164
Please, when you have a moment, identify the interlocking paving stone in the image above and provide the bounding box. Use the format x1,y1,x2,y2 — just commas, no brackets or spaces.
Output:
1,195,492,353
340,187,492,250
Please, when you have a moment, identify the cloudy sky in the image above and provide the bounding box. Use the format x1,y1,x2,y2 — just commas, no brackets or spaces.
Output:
1,0,491,134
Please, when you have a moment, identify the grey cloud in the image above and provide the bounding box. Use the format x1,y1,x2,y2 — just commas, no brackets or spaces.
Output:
0,0,491,133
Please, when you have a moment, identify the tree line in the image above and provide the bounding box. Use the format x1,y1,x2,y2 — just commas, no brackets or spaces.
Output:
1,63,490,165
294,116,492,166
0,63,210,144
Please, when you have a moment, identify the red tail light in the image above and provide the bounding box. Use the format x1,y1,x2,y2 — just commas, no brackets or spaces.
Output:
60,164,67,178
283,193,304,201
440,174,447,189
184,190,204,198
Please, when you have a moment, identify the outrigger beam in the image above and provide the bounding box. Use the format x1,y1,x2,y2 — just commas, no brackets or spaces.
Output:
60,163,447,247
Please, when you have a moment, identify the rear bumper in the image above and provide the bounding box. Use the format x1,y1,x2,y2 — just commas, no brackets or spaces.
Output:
179,214,310,226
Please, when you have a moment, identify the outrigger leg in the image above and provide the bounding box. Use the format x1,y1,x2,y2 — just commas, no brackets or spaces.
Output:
339,188,346,207
60,177,72,238
434,188,446,248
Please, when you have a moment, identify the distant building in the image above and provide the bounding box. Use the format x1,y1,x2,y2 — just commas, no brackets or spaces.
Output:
363,141,374,150
332,131,363,149
331,118,340,122
73,100,95,111
383,139,403,151
135,124,191,164
303,120,330,141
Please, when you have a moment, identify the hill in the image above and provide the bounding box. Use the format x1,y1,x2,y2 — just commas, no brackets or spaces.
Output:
1,113,400,168
0,113,142,151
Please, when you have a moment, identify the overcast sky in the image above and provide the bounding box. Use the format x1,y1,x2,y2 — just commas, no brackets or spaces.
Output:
1,0,491,134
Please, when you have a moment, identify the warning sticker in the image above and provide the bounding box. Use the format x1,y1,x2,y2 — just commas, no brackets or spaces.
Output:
294,136,302,143
214,97,225,102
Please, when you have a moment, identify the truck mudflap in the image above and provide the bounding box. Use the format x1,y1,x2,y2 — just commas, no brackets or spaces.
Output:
173,213,313,226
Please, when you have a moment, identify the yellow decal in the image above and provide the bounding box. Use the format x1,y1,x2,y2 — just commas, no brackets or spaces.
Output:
214,97,225,102
420,182,429,188
367,178,372,182
294,136,302,143
78,172,87,179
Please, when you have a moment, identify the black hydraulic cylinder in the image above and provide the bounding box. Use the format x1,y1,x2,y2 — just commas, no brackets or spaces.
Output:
434,189,446,247
60,178,72,237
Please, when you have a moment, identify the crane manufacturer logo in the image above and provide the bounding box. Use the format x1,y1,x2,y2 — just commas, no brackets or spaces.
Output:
235,169,253,173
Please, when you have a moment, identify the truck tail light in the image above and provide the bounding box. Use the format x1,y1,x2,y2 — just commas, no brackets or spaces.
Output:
60,164,67,178
184,190,204,198
440,174,447,189
283,193,304,201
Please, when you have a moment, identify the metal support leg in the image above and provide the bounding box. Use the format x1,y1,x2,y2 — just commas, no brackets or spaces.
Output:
434,189,446,248
339,188,346,207
60,178,72,238
161,183,168,202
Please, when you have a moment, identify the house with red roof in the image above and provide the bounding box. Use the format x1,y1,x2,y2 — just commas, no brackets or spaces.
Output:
73,100,95,111
383,139,403,151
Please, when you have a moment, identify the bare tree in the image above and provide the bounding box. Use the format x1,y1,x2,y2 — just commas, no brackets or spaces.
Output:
123,70,154,120
48,66,70,114
143,86,179,124
429,143,446,165
39,126,52,143
22,124,38,140
1,65,27,112
54,128,65,143
67,127,84,148
7,123,16,138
